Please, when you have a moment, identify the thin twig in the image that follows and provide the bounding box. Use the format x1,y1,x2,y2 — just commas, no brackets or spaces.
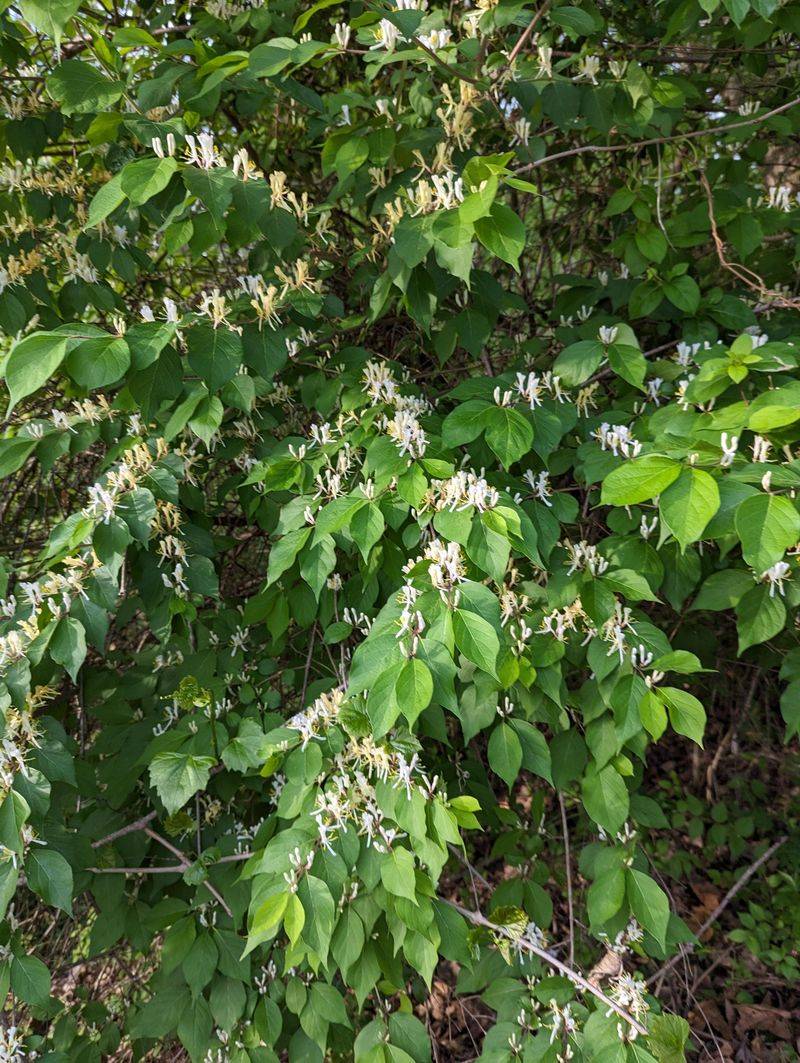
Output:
443,898,648,1037
558,794,575,967
145,827,234,918
89,852,252,875
91,811,157,849
648,834,788,985
700,171,800,309
507,0,550,66
517,96,800,173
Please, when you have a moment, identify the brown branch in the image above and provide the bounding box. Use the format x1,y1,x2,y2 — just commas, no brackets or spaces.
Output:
145,827,234,918
443,897,649,1037
700,171,800,309
517,96,800,173
506,0,551,66
648,834,788,986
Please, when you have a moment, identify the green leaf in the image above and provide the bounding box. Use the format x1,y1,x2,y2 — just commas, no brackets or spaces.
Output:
588,864,626,925
735,493,800,573
120,157,178,207
607,344,647,389
296,874,335,964
250,891,288,944
647,1014,690,1063
442,400,492,447
601,455,682,506
85,172,125,228
659,687,706,746
659,468,720,550
626,868,670,949
736,583,785,653
663,275,701,314
149,752,216,814
11,954,51,1006
285,892,305,946
474,203,525,270
553,340,604,386
187,326,243,392
483,406,533,468
488,722,523,789
47,60,123,115
452,608,499,678
64,336,130,390
779,680,800,742
50,617,87,681
26,849,73,914
381,846,417,904
19,0,81,42
5,332,69,414
581,764,629,834
395,658,433,726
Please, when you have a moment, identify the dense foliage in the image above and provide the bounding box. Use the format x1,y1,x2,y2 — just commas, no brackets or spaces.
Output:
0,0,799,1058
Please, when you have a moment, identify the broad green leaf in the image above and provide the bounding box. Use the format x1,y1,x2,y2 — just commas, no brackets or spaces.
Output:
120,157,178,207
64,336,130,390
395,658,433,725
10,954,51,1006
452,608,499,678
488,722,522,789
658,687,706,746
626,868,670,948
581,764,629,834
26,849,73,914
474,203,525,270
149,752,216,814
47,60,123,115
601,456,681,506
5,333,69,413
50,617,87,681
659,468,720,550
85,173,125,228
19,0,80,42
735,493,800,573
483,406,533,468
380,846,417,904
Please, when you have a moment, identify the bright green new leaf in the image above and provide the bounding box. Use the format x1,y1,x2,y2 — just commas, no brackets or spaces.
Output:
601,455,681,506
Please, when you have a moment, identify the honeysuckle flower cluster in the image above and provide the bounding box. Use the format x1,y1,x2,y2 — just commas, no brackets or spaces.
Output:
425,469,499,512
424,538,466,603
563,539,609,576
593,422,643,459
607,974,649,1038
287,688,345,748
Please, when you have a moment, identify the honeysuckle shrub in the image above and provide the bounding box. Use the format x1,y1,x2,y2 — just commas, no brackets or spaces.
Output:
0,0,799,1057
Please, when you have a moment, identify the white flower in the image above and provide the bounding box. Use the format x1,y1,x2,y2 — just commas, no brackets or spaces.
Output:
598,325,618,345
370,19,402,51
524,468,553,507
593,422,642,459
575,55,600,84
334,22,351,48
152,133,176,158
385,409,427,459
719,432,738,468
85,483,116,524
564,539,609,576
536,44,553,78
760,560,791,597
675,341,700,366
418,28,452,50
767,184,792,212
184,132,225,170
751,435,771,463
